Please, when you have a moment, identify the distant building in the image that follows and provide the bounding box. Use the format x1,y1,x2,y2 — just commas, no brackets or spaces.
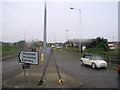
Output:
37,41,43,46
38,41,43,45
108,41,120,49
64,38,110,50
63,39,92,48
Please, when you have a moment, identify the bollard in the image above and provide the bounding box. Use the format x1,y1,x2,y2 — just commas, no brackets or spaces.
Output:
41,54,44,61
58,79,64,85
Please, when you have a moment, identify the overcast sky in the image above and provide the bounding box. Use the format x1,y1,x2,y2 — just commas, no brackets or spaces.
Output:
2,0,118,43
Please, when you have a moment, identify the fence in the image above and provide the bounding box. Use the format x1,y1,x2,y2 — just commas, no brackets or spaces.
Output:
104,56,120,65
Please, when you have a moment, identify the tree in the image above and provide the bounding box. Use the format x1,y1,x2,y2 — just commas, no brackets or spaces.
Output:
86,37,109,51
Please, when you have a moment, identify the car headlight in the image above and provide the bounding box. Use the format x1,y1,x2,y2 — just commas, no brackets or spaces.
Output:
100,63,107,66
96,62,100,65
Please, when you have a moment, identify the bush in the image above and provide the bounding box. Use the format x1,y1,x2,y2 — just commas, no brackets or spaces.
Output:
86,37,109,51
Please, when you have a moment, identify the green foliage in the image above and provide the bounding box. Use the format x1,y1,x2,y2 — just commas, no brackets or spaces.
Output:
86,37,109,51
106,49,119,58
55,48,62,52
17,40,26,48
2,43,21,56
63,47,79,53
85,48,108,56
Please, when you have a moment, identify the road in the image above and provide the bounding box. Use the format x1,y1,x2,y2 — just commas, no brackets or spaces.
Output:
47,48,119,88
2,48,119,88
2,58,22,86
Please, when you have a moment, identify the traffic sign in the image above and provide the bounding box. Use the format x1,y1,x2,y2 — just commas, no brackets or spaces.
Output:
18,51,39,65
22,64,29,69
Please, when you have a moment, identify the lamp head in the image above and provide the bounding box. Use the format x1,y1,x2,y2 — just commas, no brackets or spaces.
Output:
70,7,74,9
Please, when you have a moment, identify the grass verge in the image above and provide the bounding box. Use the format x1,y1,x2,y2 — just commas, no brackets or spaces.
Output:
107,64,119,70
2,44,22,56
55,48,62,52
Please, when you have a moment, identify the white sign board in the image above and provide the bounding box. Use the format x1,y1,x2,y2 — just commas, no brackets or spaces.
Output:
18,51,39,65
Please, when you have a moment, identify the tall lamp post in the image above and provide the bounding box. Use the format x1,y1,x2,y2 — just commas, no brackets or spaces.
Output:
70,7,81,55
66,29,68,41
66,29,68,48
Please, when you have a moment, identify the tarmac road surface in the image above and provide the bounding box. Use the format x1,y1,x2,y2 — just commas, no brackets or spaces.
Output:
47,48,118,88
2,58,22,86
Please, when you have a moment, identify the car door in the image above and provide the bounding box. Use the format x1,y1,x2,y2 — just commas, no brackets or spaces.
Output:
84,55,91,65
88,59,92,65
82,58,87,64
81,55,87,64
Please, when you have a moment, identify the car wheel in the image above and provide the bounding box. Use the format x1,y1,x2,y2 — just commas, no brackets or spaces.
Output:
80,60,84,66
91,63,96,69
104,67,107,70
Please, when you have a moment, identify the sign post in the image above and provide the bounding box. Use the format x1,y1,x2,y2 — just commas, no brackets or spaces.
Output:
24,63,26,83
29,64,31,83
18,51,39,83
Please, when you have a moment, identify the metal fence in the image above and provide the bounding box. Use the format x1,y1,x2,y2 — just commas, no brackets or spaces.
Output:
104,56,120,65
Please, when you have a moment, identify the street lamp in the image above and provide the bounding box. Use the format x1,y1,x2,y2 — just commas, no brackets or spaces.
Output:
66,29,68,48
66,29,68,41
70,7,81,55
70,7,74,9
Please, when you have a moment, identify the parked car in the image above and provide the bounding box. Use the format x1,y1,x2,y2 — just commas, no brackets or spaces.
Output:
56,46,62,49
80,54,107,69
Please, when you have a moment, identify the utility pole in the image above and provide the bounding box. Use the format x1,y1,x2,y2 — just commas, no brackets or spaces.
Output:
70,7,81,55
66,29,68,48
24,29,26,41
43,0,47,80
79,9,82,55
66,29,68,41
113,36,114,42
13,32,14,43
24,29,26,50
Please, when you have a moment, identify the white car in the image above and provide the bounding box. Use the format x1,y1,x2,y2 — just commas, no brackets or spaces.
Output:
80,54,107,69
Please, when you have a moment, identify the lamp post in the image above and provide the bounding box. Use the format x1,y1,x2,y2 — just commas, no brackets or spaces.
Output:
66,29,68,48
70,7,82,55
66,29,68,41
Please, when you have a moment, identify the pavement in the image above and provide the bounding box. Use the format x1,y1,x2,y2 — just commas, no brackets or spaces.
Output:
3,59,82,88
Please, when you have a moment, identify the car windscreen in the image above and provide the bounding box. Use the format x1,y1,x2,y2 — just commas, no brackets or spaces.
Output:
84,55,91,59
91,56,101,60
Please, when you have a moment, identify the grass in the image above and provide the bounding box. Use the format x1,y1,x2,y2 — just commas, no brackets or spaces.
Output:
2,44,22,56
63,47,79,53
107,63,119,70
55,48,62,52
